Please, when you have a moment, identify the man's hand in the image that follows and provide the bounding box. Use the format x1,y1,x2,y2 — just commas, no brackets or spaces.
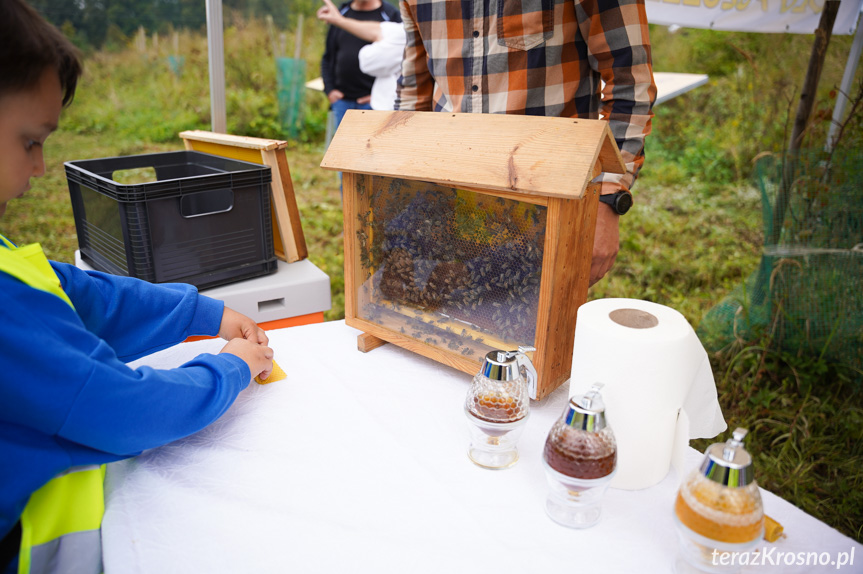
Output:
218,307,268,345
318,0,385,43
590,201,620,286
327,89,345,105
317,0,344,26
219,338,274,381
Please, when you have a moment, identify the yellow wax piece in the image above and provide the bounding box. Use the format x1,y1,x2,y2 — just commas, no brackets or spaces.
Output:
764,515,784,542
255,359,286,384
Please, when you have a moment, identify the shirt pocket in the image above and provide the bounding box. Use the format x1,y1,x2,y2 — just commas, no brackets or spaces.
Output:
496,0,554,51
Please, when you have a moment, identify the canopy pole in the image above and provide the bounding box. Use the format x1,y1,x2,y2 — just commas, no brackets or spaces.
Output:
826,8,863,152
206,0,227,133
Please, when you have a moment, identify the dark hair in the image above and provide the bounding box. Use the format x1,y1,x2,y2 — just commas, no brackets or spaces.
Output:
0,0,83,106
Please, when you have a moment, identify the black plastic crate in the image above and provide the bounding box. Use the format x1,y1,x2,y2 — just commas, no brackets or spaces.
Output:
66,151,277,290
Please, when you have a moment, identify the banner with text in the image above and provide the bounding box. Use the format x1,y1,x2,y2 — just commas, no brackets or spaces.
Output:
645,0,862,35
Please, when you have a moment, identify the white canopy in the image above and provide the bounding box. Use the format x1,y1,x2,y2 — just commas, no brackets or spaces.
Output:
646,0,862,35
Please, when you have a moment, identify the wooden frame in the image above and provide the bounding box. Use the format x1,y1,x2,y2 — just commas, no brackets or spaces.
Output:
179,130,308,263
322,111,624,399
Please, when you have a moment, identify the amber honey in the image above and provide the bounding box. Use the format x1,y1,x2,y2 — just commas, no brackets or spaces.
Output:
469,392,526,424
544,439,615,480
675,477,763,543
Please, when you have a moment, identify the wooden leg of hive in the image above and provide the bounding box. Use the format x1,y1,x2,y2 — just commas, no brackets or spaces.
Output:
357,332,388,353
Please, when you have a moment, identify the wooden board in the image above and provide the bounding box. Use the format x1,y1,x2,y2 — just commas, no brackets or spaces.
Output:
531,189,599,399
531,163,601,398
342,172,366,320
180,130,308,263
321,110,625,200
264,148,308,262
346,316,483,377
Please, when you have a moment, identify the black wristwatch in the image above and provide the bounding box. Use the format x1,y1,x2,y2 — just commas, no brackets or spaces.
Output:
598,190,633,215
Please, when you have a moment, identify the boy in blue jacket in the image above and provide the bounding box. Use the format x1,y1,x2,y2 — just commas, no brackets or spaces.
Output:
0,2,275,572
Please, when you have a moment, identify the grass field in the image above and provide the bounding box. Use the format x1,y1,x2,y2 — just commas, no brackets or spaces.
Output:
2,17,861,542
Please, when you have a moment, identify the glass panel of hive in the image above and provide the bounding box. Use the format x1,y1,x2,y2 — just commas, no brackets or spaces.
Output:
355,176,547,359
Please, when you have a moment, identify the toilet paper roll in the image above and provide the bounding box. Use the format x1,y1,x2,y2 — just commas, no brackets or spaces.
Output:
568,299,726,490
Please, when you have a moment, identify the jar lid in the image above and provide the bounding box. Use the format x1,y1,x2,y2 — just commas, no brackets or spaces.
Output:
565,383,607,432
699,428,755,487
479,346,538,399
480,350,520,381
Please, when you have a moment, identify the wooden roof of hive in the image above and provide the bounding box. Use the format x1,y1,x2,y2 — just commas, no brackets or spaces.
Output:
321,110,625,200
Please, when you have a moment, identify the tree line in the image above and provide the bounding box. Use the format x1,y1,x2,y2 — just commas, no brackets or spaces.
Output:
32,0,319,51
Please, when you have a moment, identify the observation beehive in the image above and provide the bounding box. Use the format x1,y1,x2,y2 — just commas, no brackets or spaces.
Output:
322,111,624,399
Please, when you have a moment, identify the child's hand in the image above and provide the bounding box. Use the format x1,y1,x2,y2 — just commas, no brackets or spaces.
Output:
218,307,268,345
219,338,274,381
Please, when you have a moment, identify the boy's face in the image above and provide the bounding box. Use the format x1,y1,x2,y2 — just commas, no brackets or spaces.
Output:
0,68,63,219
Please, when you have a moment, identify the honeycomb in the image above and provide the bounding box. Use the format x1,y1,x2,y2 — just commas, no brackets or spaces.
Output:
356,177,546,359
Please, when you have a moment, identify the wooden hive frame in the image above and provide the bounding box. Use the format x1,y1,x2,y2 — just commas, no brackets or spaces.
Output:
179,130,308,263
321,110,624,399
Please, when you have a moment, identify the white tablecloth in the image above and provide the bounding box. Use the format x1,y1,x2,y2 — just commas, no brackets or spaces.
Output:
104,321,861,573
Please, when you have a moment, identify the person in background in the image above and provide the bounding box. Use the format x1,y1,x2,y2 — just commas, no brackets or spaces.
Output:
317,0,406,111
395,0,657,286
0,2,273,572
320,0,402,125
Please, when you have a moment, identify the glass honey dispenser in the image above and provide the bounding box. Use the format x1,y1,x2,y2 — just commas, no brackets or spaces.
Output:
464,346,537,470
673,428,764,573
541,383,617,528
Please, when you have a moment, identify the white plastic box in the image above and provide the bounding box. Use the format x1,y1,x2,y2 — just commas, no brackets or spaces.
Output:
75,250,331,328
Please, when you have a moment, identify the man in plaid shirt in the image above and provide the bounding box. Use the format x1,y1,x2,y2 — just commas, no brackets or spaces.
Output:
395,0,656,285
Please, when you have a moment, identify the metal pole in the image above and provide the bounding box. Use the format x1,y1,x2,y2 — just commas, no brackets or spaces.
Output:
206,0,227,133
826,7,863,152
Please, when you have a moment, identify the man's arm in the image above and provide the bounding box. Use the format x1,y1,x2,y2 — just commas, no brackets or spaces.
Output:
394,0,434,111
579,0,656,285
582,0,656,196
317,0,384,42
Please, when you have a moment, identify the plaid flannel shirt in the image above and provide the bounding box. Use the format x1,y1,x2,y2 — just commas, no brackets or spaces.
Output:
395,0,656,193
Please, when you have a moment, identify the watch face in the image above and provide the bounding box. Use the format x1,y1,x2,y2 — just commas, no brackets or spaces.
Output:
616,192,633,215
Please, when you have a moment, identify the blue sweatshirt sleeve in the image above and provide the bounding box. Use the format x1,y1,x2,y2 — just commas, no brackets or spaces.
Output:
0,267,251,456
51,262,225,362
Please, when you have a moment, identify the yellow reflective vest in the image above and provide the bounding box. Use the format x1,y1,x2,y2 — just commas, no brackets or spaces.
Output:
0,235,104,574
